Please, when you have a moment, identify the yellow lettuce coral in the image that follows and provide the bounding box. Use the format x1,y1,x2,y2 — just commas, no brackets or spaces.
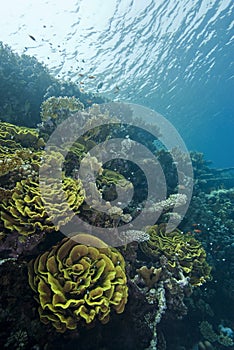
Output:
28,234,128,333
0,121,44,152
0,154,23,177
0,149,43,182
1,176,85,236
140,224,211,286
0,122,45,185
40,96,84,124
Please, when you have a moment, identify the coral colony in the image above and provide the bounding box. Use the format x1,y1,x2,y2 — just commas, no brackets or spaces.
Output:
0,42,233,349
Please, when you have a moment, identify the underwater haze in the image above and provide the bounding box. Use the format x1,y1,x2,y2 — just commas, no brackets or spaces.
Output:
1,0,233,167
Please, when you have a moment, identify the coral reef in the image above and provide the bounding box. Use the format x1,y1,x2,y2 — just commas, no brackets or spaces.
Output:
199,321,219,343
4,329,28,350
145,282,167,350
0,42,106,127
182,187,234,303
40,96,84,123
140,224,212,287
39,96,84,137
132,252,193,349
190,151,234,193
43,78,107,109
28,234,128,333
199,321,234,347
137,266,162,290
1,175,85,236
0,122,45,188
0,44,233,348
0,121,44,151
0,42,54,127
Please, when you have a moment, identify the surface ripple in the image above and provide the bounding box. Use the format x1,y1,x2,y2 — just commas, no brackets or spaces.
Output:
1,0,233,166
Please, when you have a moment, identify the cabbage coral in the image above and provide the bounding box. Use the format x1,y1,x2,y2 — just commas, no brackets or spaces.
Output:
140,224,211,286
28,234,128,332
1,176,85,236
0,121,44,152
40,96,84,124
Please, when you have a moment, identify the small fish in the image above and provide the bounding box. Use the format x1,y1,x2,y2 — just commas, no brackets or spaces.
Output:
79,81,84,85
78,73,84,77
193,229,202,233
214,245,220,252
28,34,36,41
88,75,96,79
97,81,104,90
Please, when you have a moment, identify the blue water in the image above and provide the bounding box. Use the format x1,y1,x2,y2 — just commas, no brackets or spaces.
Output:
0,2,234,349
94,0,234,169
1,0,234,166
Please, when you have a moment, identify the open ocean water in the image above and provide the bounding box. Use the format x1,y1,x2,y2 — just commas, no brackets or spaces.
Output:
0,1,234,350
1,0,233,167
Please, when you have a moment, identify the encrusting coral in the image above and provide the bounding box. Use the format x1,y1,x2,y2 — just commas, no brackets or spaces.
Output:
28,234,128,333
140,224,211,286
137,266,162,290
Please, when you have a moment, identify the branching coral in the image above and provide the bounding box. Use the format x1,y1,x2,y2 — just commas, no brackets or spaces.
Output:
28,234,128,333
140,224,211,286
77,155,133,227
144,282,167,350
